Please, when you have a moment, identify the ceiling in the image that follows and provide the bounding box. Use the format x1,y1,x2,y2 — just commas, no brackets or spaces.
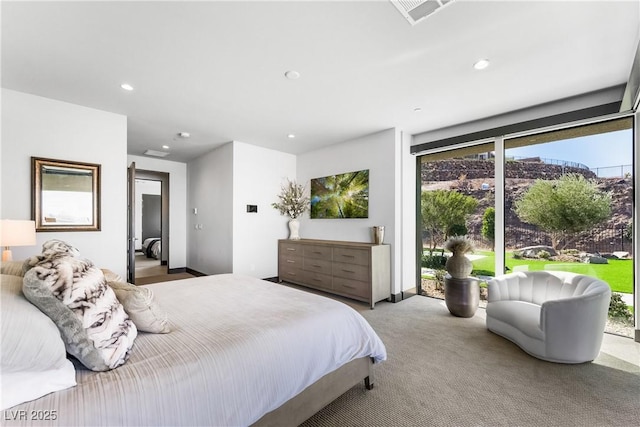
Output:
2,1,639,163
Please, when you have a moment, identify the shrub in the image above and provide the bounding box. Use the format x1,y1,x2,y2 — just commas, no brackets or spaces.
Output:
481,207,496,245
550,254,580,263
609,293,633,323
560,249,579,256
537,250,550,259
422,254,447,269
512,252,522,260
447,223,468,237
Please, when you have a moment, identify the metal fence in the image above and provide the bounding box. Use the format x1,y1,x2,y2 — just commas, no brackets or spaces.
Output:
590,164,633,178
501,223,632,254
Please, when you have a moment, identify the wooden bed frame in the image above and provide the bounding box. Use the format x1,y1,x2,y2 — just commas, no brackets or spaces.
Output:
253,357,374,426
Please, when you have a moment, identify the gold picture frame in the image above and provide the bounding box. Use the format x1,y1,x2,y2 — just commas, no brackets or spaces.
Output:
32,157,101,232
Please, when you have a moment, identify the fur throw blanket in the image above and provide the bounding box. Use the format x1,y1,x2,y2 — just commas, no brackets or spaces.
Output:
23,240,137,371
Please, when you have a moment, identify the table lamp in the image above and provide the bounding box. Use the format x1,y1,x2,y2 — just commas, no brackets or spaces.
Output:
1,219,37,262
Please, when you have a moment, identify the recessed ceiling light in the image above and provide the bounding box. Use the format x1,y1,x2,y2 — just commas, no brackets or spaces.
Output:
473,59,490,70
284,70,300,80
287,134,296,139
178,132,190,138
414,107,422,113
120,83,134,91
162,145,170,149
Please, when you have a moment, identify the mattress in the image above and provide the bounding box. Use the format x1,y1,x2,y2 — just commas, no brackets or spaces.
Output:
3,274,386,426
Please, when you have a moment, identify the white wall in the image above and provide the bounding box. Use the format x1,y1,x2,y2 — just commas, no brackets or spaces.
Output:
186,143,234,274
296,128,409,295
186,141,296,277
400,131,417,292
1,89,128,275
128,155,188,270
232,141,297,278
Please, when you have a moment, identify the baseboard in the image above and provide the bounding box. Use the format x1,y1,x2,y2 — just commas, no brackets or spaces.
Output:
263,276,280,283
161,260,168,266
186,267,207,277
390,292,403,303
168,267,186,274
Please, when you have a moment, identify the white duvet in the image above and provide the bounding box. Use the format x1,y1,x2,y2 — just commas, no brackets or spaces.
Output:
4,273,386,426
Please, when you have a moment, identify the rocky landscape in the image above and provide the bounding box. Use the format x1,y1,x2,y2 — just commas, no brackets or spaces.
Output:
422,159,633,253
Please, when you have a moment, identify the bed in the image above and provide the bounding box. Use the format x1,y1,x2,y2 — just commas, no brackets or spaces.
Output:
1,271,386,426
141,237,161,259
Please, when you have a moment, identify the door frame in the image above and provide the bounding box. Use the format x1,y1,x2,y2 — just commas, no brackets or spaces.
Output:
129,169,170,281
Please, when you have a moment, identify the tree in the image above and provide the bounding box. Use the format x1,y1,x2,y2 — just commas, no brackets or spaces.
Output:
481,207,496,250
421,190,478,252
514,173,611,250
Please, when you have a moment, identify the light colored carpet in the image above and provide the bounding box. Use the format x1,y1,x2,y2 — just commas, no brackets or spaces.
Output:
302,296,640,427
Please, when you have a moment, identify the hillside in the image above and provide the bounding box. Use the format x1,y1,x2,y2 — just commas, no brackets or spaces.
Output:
421,160,632,252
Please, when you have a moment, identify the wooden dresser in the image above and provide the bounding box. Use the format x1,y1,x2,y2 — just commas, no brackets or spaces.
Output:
278,239,390,308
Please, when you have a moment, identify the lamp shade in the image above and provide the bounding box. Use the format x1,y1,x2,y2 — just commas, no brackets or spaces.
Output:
1,220,37,247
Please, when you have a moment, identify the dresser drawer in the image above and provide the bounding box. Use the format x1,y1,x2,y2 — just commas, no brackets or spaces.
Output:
280,242,304,256
279,266,305,283
333,247,370,266
333,261,369,281
333,277,368,299
303,271,333,290
279,254,302,268
303,245,332,261
303,257,332,275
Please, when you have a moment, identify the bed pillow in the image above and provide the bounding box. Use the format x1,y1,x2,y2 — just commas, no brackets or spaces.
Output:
108,281,171,334
1,260,26,276
22,240,137,371
102,268,125,283
1,274,76,410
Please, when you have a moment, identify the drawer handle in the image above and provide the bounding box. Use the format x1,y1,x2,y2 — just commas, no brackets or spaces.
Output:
341,255,355,258
342,284,355,289
312,264,322,268
286,248,296,251
286,260,295,263
342,269,356,273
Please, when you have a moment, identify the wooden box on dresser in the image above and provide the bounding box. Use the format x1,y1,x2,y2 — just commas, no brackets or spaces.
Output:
278,239,391,308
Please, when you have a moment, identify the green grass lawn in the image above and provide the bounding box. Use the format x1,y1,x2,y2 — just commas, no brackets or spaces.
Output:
469,250,633,294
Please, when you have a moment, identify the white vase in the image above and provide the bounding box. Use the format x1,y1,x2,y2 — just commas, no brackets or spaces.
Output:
288,219,300,240
445,253,473,279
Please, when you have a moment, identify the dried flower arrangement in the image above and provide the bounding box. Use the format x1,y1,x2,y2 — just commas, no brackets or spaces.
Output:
444,235,475,255
271,179,310,219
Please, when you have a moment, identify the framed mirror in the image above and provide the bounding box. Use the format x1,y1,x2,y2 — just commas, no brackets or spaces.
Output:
32,157,101,231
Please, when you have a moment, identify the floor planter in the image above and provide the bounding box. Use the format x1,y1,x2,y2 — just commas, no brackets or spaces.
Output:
444,275,480,318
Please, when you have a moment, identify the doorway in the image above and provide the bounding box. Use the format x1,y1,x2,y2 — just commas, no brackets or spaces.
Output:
127,167,170,283
135,179,163,278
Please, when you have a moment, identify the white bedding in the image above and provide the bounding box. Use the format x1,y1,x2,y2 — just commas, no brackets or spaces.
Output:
141,237,161,259
3,274,386,426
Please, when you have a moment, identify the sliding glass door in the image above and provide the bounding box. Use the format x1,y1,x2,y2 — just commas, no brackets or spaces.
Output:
418,142,494,305
418,116,635,338
504,118,634,337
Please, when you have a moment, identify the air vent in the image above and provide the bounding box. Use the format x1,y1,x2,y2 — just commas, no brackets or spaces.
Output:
144,150,169,158
390,0,454,26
